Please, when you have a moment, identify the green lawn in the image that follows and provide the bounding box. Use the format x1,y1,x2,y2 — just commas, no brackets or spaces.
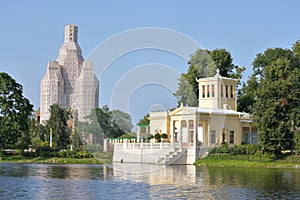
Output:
0,152,113,164
195,154,300,169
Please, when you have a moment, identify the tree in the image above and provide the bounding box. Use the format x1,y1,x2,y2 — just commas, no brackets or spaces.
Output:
251,44,300,158
138,113,150,125
95,106,115,138
174,75,198,107
238,47,296,113
46,104,71,150
79,107,108,143
175,48,245,106
30,119,46,148
294,130,300,154
71,129,83,149
0,72,33,149
237,75,259,113
78,106,133,140
112,109,133,135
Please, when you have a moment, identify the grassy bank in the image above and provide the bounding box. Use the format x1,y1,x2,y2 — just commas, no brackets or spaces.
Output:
195,154,300,169
0,152,113,165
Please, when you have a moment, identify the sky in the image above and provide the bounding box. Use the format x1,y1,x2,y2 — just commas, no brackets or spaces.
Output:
1,0,300,125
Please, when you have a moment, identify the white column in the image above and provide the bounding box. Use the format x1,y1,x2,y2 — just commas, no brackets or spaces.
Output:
207,121,211,148
137,126,141,142
170,120,174,144
140,141,143,149
194,117,197,148
178,120,182,147
187,120,190,144
171,120,175,145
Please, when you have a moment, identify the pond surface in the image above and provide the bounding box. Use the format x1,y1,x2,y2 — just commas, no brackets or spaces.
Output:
0,163,300,199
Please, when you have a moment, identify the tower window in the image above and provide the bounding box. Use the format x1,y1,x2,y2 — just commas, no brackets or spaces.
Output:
225,85,228,98
212,84,215,97
202,85,205,98
207,85,210,97
221,84,224,98
230,85,234,98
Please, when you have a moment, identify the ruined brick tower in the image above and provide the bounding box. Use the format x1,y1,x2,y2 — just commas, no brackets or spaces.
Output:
40,24,99,123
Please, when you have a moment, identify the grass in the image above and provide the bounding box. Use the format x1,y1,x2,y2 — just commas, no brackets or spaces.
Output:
195,154,300,169
0,152,113,164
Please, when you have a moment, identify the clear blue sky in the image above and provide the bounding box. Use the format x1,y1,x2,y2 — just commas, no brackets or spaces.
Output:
1,0,300,124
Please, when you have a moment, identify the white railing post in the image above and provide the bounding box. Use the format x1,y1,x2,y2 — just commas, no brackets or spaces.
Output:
123,140,127,149
160,142,163,149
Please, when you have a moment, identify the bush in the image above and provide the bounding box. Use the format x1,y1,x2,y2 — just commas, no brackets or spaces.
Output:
119,133,136,139
209,144,259,155
246,144,259,154
155,133,161,142
209,147,219,154
36,146,57,157
148,135,154,140
56,149,93,158
230,145,247,155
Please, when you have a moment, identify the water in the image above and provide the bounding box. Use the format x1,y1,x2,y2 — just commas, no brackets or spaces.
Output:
0,163,300,200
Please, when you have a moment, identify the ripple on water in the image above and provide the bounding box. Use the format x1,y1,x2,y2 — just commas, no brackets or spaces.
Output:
0,163,300,199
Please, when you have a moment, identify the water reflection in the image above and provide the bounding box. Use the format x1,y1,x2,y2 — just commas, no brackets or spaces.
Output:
113,163,197,185
0,163,300,199
112,163,300,199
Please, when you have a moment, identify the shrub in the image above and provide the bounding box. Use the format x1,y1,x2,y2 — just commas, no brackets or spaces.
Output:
148,135,154,139
36,146,56,157
209,144,259,156
154,133,161,142
230,145,247,155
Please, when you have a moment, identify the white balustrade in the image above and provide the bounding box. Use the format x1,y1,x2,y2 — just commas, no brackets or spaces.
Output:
114,142,174,149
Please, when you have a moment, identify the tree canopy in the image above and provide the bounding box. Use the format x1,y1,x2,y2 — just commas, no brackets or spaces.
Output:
45,104,71,150
77,106,133,141
138,113,150,125
0,72,33,149
240,40,300,158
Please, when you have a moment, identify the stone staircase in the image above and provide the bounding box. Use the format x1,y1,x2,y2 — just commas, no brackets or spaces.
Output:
197,147,211,159
156,147,187,165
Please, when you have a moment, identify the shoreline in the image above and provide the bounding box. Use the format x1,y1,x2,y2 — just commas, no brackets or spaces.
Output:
2,155,300,169
0,156,111,165
195,159,300,169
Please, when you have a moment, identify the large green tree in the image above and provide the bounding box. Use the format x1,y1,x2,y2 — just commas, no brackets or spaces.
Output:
112,109,133,134
237,75,259,113
77,109,103,144
239,47,296,113
247,42,300,158
78,106,133,140
175,48,245,106
46,104,71,150
0,72,33,149
138,113,150,125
